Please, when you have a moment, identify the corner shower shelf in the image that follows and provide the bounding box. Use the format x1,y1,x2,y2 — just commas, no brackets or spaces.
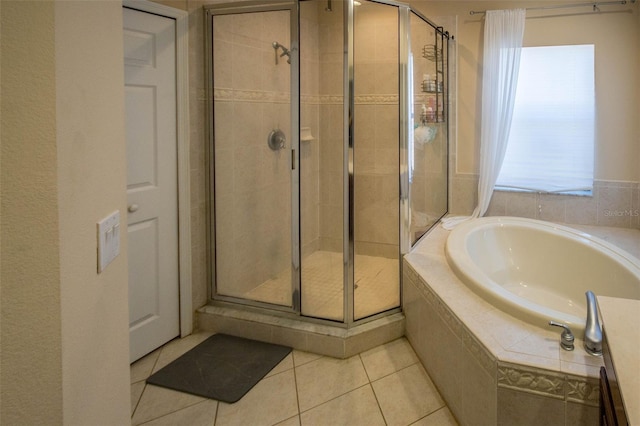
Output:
300,126,315,142
421,29,446,123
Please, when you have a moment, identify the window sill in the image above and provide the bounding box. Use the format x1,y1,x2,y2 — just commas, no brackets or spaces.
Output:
494,186,593,197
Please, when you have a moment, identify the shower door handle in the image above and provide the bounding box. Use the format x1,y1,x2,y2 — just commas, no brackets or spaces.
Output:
291,148,296,170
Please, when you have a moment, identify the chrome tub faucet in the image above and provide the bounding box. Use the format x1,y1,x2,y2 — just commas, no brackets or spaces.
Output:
584,291,603,356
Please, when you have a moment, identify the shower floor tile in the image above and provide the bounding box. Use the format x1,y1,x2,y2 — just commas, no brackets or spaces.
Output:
245,250,400,321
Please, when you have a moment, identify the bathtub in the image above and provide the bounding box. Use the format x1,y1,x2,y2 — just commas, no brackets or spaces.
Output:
445,217,640,334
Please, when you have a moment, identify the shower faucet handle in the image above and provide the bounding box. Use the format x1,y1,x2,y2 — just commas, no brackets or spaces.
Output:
549,321,575,351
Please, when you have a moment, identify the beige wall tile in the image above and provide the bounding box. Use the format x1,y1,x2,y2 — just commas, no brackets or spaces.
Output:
536,193,567,222
213,39,233,88
505,191,537,219
403,278,422,354
459,345,497,425
565,401,598,426
450,176,478,215
565,193,598,225
418,297,464,419
497,388,564,426
305,333,346,358
212,101,233,149
597,185,633,227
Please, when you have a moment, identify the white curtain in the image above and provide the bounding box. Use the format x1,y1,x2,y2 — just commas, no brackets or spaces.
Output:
442,9,526,230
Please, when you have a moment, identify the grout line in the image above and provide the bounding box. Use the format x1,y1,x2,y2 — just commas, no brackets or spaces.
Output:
134,396,209,426
130,349,162,421
297,383,373,416
292,357,303,421
213,397,220,425
130,382,147,421
410,406,449,425
367,358,421,384
360,351,389,426
358,353,373,383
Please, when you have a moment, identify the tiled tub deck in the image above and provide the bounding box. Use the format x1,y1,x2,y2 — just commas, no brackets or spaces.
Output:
404,223,640,426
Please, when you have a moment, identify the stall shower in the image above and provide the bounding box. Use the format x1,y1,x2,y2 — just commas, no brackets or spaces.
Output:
206,0,451,327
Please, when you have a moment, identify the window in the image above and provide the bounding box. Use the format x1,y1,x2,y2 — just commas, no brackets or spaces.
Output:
496,45,595,193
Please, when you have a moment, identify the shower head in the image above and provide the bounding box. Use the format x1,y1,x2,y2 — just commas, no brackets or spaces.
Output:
272,41,291,65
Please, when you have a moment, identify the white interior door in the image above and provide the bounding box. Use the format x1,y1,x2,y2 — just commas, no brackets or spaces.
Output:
124,7,180,363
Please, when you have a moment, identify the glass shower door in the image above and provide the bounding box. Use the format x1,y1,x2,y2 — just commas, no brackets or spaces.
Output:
353,0,401,320
210,7,298,309
408,12,449,245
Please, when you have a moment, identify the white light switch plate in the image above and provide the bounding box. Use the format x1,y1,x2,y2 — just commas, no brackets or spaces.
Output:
97,210,120,273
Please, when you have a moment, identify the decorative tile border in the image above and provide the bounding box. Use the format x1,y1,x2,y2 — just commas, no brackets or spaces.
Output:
213,88,398,106
566,374,600,407
354,94,399,105
415,272,438,308
213,88,290,103
461,327,495,377
404,263,419,284
497,363,565,400
433,297,463,340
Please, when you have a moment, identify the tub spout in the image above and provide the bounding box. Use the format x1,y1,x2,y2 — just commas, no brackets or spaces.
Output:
584,291,602,356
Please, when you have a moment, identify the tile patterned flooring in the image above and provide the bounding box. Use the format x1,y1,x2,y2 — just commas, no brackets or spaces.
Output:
246,251,401,321
130,332,458,426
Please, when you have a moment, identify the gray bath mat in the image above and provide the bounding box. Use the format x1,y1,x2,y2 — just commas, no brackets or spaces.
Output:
146,334,292,403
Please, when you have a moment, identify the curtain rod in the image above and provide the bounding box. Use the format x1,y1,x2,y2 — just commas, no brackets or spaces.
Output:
469,0,633,15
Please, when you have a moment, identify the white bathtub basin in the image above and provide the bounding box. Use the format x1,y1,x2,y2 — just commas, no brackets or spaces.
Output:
445,217,640,333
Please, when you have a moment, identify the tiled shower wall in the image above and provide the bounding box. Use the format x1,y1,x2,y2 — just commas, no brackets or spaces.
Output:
211,11,294,297
313,1,401,259
186,0,406,310
300,3,321,258
352,2,400,259
315,1,344,254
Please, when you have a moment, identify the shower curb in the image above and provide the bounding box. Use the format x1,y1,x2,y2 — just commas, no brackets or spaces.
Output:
196,304,405,359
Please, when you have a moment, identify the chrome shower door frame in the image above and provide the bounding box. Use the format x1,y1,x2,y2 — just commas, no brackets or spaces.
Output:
205,1,301,315
205,0,450,327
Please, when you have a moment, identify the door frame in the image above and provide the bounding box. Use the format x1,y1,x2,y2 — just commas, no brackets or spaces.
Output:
123,0,192,337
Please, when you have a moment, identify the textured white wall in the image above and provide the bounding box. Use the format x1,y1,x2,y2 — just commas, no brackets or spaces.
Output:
1,1,130,423
1,2,63,424
55,2,130,424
